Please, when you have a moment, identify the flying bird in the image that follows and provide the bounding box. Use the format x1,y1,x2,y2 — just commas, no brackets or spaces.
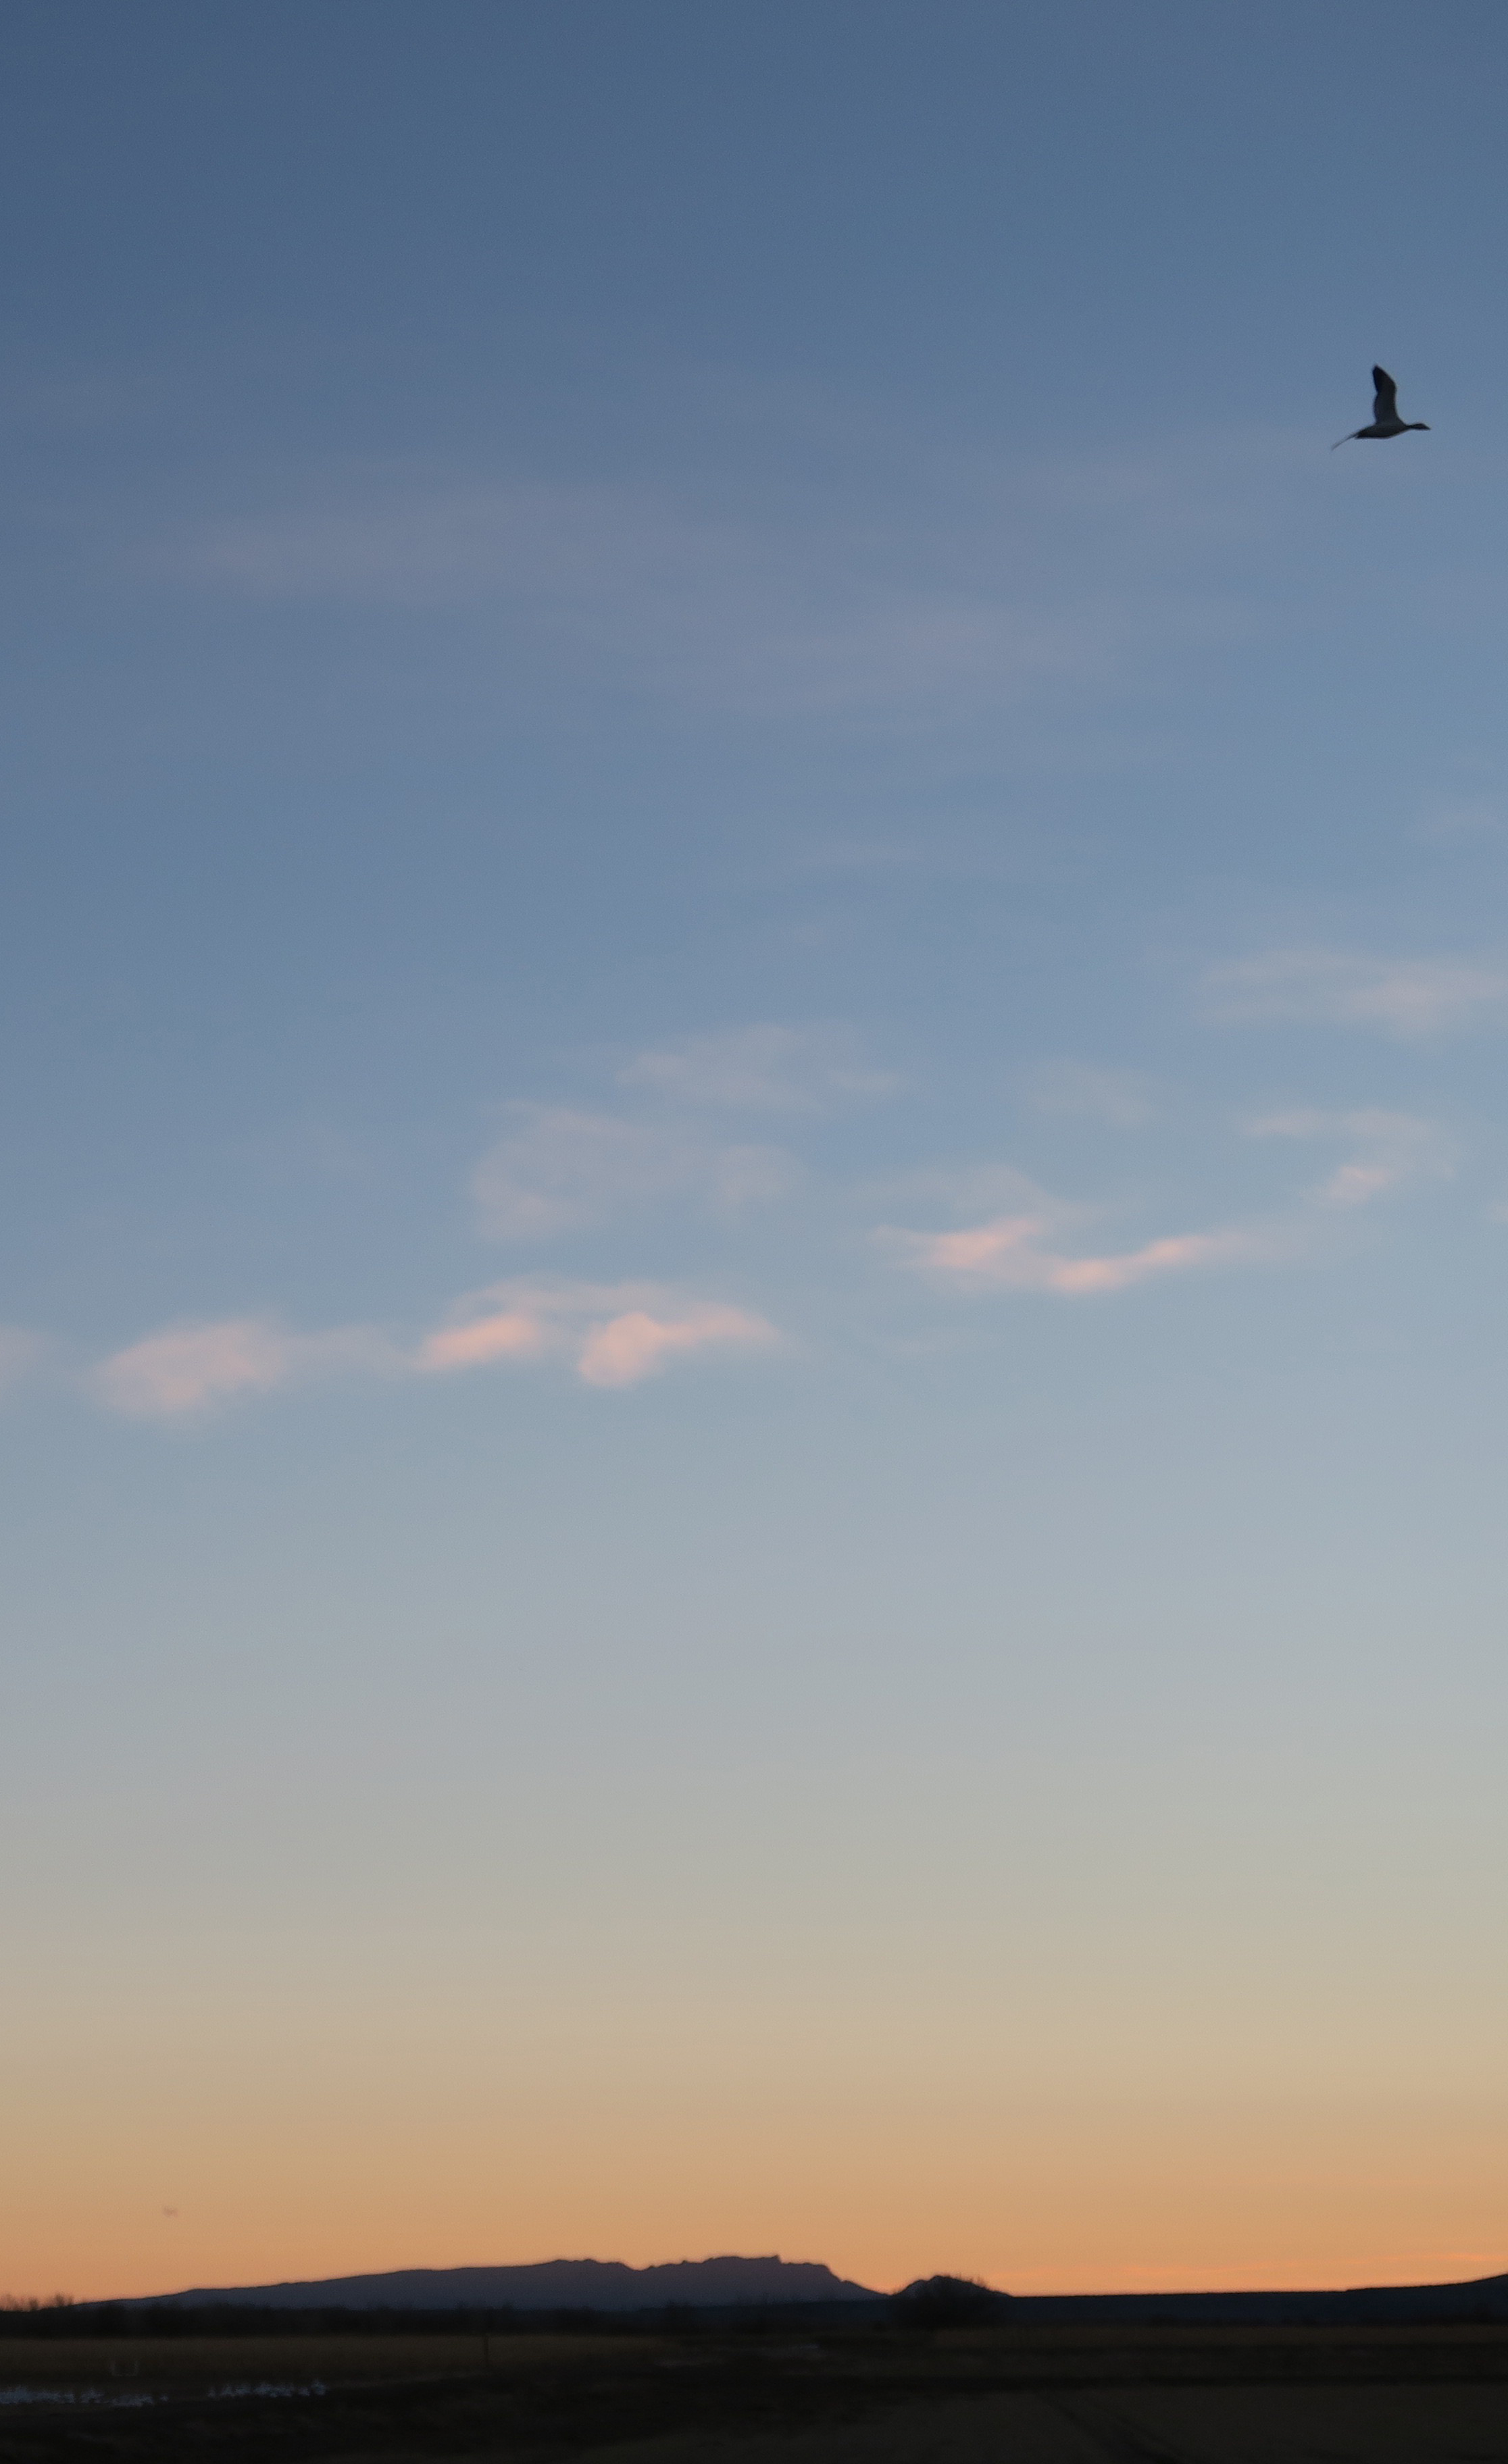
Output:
1332,367,1431,449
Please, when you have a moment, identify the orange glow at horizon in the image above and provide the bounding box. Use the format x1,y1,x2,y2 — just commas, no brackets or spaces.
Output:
8,2006,1508,2304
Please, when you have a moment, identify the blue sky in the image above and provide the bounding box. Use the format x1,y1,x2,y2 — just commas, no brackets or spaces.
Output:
5,0,1508,2298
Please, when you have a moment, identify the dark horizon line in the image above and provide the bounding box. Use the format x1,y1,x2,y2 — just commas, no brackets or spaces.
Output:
49,2252,1508,2317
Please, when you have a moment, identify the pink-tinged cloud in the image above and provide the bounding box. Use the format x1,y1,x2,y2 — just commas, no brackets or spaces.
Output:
93,1284,780,1422
1038,1231,1247,1293
96,1318,296,1418
887,1214,1259,1296
576,1304,777,1388
920,1214,1053,1278
95,1317,397,1419
1320,1161,1397,1209
416,1311,549,1372
1206,949,1508,1040
1245,1106,1454,1210
418,1281,780,1390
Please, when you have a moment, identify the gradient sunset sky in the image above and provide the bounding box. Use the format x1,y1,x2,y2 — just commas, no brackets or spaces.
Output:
6,0,1508,2304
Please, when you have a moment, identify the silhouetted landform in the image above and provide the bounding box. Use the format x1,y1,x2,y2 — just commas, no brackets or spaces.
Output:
890,2276,1015,2328
884,2267,1508,2330
1009,2271,1508,2325
126,2255,878,2315
29,2257,1503,2337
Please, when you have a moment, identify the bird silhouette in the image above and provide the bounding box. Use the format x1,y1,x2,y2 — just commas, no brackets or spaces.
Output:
1332,367,1430,449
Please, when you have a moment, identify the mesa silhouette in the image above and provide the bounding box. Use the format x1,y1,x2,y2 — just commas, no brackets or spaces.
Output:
118,2255,1508,2326
135,2254,878,2312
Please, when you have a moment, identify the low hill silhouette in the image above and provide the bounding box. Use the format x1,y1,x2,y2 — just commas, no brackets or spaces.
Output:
891,2274,1015,2327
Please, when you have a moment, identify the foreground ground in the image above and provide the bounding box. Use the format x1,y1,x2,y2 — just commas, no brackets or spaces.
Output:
4,2322,1508,2460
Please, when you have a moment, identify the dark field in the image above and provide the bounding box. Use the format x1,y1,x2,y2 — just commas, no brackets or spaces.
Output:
5,2322,1508,2461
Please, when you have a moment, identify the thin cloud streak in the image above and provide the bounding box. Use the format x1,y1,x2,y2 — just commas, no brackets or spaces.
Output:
418,1280,779,1389
95,1283,780,1420
883,1213,1267,1297
882,1106,1449,1310
577,1304,777,1387
163,476,1107,720
93,1318,399,1419
618,1023,898,1112
97,1316,290,1416
472,1104,795,1239
1206,949,1508,1039
151,421,1278,727
58,1047,1471,1423
472,1025,895,1241
416,1310,548,1372
1246,1108,1455,1209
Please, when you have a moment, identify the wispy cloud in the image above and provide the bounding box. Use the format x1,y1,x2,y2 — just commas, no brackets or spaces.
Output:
618,1023,897,1112
97,1317,286,1417
882,1212,1265,1296
413,1308,549,1373
880,1103,1450,1310
1021,1060,1157,1128
174,480,668,607
471,1026,893,1237
1205,949,1508,1039
94,1318,397,1420
577,1302,778,1388
151,413,1274,729
161,476,1112,721
472,1104,794,1239
94,1283,780,1420
418,1281,778,1390
1246,1108,1454,1209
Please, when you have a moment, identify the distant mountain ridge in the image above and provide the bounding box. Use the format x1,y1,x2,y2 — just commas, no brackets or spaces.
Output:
139,2255,879,2312
128,2255,1508,2325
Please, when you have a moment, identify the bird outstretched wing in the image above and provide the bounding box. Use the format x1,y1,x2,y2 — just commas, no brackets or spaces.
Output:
1372,367,1399,421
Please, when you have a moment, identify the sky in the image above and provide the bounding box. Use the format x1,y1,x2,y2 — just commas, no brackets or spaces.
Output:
5,0,1508,2304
